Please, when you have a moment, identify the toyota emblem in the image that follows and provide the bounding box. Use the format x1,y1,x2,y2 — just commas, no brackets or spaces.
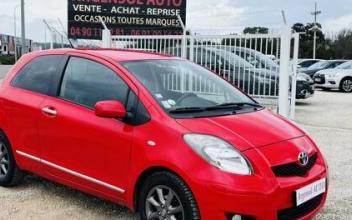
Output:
298,152,309,166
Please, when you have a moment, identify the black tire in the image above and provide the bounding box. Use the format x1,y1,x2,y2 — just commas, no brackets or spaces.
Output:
0,132,25,187
340,77,352,93
138,171,200,220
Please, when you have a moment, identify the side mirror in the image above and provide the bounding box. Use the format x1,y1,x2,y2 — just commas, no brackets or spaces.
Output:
95,100,127,119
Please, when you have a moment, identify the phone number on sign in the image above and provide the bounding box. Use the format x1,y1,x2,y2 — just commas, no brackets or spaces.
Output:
69,27,183,38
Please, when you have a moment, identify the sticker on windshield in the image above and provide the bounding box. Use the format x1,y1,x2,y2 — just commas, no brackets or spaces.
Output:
167,99,176,106
155,94,163,99
161,101,172,109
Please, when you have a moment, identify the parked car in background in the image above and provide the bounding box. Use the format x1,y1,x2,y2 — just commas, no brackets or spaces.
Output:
298,59,322,72
166,46,280,97
166,46,315,100
0,49,328,220
314,60,352,92
216,46,315,100
301,60,347,78
218,46,279,72
297,72,315,99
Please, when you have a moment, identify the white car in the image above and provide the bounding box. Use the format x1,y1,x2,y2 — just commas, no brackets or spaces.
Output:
314,61,352,92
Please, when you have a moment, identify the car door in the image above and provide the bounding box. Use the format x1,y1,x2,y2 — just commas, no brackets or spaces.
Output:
2,55,66,172
38,55,135,196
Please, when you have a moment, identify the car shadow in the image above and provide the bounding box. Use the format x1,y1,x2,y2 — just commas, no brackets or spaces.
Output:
295,101,311,106
315,89,346,94
13,175,138,219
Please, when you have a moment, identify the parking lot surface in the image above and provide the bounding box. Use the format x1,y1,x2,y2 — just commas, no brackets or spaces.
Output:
296,90,352,220
0,65,351,219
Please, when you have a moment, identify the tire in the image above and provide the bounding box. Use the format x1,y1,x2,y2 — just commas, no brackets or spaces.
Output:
0,132,25,187
340,77,352,93
138,171,200,220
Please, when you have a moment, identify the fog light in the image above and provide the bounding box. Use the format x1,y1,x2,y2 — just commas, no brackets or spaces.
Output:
232,215,242,220
226,213,255,220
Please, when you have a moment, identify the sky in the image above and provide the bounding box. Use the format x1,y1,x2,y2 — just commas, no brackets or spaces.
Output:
0,0,351,42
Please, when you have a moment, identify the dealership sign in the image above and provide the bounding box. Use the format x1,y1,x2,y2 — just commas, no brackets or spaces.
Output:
68,0,187,40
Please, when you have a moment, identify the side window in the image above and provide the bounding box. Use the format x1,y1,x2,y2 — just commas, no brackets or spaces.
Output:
12,55,64,95
60,57,129,109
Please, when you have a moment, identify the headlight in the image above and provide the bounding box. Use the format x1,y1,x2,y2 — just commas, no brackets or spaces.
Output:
297,73,313,82
183,134,252,175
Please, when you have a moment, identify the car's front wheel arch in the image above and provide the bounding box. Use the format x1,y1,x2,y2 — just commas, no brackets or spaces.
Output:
135,168,201,220
133,167,183,211
339,76,352,92
133,166,200,217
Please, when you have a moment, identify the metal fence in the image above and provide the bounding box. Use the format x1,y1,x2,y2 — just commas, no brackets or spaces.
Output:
111,28,298,118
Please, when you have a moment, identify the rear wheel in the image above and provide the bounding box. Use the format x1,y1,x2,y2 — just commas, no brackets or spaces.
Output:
340,78,352,93
138,171,200,220
0,132,25,187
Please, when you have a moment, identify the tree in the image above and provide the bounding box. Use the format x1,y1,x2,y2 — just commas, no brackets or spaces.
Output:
219,28,279,57
333,29,352,59
291,22,331,59
243,27,269,34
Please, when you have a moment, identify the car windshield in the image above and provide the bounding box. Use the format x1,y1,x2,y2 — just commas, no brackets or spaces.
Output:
308,61,331,70
165,47,255,69
227,47,279,70
122,60,260,118
336,61,352,69
209,49,255,69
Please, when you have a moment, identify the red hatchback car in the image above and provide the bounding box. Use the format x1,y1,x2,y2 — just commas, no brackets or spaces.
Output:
0,49,328,220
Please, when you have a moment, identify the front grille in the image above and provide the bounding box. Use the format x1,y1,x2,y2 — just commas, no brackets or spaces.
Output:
278,194,323,220
272,153,317,177
314,74,325,84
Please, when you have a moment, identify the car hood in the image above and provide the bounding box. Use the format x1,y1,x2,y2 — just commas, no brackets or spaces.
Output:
176,109,305,152
316,69,338,75
318,68,352,75
301,68,322,75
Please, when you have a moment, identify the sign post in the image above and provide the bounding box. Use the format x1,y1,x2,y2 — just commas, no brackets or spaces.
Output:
100,16,112,48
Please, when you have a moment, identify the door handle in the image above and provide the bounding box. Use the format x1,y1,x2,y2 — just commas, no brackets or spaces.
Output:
42,107,57,116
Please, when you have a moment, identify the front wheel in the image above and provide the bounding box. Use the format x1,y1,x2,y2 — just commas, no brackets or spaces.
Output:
0,132,25,187
340,78,352,93
138,172,200,220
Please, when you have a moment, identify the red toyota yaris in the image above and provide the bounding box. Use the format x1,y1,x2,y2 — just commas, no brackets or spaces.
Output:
0,49,328,220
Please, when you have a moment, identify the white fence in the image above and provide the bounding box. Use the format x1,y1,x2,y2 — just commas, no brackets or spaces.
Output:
110,27,298,118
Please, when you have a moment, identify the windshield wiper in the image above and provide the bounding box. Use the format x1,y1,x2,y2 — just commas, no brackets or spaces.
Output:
206,102,262,110
169,107,206,114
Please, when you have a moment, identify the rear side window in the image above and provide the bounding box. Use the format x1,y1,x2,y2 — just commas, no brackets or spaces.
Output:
12,55,64,95
60,57,129,109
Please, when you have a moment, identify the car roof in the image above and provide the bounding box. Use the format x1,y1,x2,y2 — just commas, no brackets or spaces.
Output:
85,48,176,62
30,48,176,62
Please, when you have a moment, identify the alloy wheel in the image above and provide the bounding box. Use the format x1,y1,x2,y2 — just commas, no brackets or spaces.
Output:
0,142,9,177
342,79,352,92
145,185,185,220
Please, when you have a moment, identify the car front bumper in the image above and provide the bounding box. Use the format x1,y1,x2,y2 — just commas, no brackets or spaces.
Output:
191,143,328,220
296,81,315,99
314,74,339,89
